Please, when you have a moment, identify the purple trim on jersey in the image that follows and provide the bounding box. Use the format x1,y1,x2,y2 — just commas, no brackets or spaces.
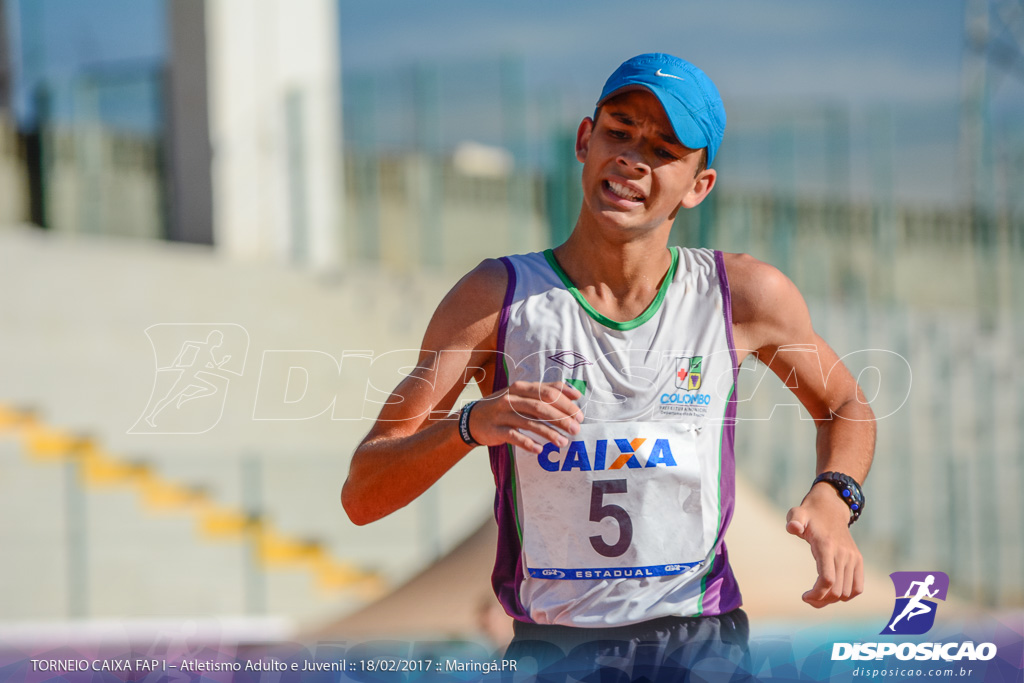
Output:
700,388,743,614
489,257,532,622
701,250,744,615
496,257,516,383
714,250,740,383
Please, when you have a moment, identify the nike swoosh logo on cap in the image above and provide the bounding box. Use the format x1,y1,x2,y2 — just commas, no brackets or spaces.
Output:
655,69,684,81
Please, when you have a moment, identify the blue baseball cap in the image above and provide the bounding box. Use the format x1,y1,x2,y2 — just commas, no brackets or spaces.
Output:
597,53,727,165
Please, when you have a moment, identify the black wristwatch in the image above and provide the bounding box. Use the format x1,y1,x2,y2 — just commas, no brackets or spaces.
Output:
812,472,865,526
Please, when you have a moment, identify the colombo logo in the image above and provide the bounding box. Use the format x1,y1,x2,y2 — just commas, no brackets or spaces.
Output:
675,356,703,391
660,356,711,406
882,571,949,635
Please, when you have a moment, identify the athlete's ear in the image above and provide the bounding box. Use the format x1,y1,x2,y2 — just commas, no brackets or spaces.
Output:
680,168,717,210
576,117,594,163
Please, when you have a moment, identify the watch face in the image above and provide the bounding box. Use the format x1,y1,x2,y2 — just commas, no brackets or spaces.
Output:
836,474,863,502
817,472,864,522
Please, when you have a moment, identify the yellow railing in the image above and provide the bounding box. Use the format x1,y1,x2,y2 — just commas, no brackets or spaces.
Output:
0,403,383,599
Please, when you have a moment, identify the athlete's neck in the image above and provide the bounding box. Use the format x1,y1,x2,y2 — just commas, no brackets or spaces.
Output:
552,230,674,322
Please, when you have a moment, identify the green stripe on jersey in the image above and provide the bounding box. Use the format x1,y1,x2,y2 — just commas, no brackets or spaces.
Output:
543,247,678,331
696,384,735,616
564,378,587,395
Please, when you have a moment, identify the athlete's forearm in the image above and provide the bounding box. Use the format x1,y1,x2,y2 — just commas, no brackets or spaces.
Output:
787,396,873,607
812,397,876,483
342,417,473,525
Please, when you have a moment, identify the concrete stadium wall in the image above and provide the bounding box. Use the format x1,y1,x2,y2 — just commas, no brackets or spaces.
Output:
0,226,492,628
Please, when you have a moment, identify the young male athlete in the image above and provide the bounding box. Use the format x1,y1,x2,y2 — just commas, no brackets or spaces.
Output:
342,53,875,668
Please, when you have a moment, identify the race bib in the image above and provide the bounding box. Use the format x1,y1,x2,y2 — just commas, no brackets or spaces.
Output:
516,421,707,580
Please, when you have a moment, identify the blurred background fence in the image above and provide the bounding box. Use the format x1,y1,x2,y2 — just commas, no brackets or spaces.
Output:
0,0,1022,628
0,437,491,624
22,68,165,239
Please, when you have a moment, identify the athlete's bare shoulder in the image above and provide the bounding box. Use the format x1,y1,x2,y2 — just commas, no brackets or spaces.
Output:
358,258,509,441
721,252,813,355
421,257,509,355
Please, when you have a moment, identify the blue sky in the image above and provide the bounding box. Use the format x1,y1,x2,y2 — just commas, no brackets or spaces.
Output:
5,0,986,122
5,0,1023,206
338,0,969,109
5,0,165,130
336,0,1022,206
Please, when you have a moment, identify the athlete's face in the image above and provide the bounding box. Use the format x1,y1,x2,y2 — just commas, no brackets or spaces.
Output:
576,89,715,234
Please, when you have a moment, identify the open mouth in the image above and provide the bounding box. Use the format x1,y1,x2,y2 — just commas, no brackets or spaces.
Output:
605,180,644,202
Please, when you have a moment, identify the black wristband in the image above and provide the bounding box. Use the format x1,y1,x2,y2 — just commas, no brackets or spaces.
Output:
458,401,479,446
813,471,865,526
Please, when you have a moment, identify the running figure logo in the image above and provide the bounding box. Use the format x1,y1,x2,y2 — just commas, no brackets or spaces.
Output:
130,324,249,434
882,571,949,635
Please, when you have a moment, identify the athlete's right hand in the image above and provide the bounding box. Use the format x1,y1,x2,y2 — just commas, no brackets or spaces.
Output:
468,380,585,453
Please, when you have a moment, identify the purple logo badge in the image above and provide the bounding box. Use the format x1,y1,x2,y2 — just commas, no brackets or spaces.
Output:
882,571,949,635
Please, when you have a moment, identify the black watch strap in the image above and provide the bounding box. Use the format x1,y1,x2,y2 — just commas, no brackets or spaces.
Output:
813,471,865,526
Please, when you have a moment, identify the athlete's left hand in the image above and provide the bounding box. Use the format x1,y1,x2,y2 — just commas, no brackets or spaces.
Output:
785,483,864,608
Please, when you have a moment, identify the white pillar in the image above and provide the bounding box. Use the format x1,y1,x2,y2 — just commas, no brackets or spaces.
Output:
204,0,343,269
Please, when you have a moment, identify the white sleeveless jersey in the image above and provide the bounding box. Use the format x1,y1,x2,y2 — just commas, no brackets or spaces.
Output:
488,247,742,627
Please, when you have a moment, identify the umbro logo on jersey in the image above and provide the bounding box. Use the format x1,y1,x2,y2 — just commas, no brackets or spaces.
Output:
548,350,592,370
